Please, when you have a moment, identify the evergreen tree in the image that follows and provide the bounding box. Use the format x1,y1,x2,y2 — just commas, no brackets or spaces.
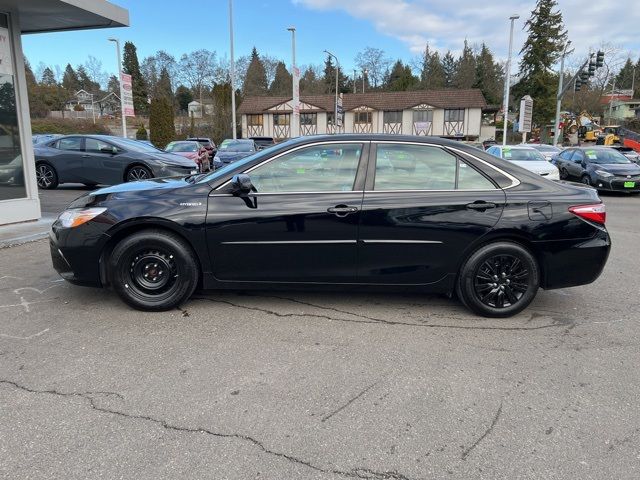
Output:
175,85,193,112
323,54,347,94
76,65,98,92
616,58,635,90
243,47,268,96
514,0,568,125
473,43,503,105
149,97,175,148
300,66,324,94
123,41,149,115
25,59,49,118
270,62,292,96
441,51,456,87
41,67,57,86
453,40,477,89
62,64,79,92
156,67,173,101
422,49,446,89
107,75,120,94
386,60,417,91
635,58,640,98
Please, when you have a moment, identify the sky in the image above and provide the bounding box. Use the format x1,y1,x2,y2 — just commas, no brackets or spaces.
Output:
21,0,640,83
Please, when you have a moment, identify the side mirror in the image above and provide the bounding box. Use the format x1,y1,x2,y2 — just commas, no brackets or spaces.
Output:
231,174,253,195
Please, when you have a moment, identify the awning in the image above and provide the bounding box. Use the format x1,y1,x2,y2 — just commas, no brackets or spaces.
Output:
4,0,129,33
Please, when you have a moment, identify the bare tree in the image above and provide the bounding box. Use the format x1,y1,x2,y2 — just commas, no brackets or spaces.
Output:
354,47,392,88
261,54,280,88
84,55,108,90
177,49,217,96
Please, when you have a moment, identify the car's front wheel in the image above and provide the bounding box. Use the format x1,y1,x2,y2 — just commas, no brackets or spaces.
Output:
107,230,199,311
126,165,152,182
36,163,58,189
456,241,540,318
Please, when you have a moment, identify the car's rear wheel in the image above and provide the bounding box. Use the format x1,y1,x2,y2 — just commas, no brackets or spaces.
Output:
456,242,539,318
126,165,152,182
36,163,58,189
107,230,199,311
581,174,591,186
560,168,569,180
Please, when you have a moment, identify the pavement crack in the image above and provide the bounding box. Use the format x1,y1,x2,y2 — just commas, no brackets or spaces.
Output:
322,381,379,423
1,378,418,480
192,297,573,331
461,401,503,460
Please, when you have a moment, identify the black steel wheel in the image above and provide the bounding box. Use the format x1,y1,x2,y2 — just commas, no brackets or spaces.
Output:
126,165,152,182
108,229,199,311
36,163,58,189
456,242,539,317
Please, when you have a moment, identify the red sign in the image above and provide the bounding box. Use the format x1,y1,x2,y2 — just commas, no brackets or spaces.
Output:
120,73,135,117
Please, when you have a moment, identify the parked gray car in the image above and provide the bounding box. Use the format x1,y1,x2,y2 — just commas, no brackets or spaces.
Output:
34,135,200,189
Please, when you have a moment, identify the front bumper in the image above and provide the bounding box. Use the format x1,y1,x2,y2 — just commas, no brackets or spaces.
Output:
592,176,640,193
155,164,198,177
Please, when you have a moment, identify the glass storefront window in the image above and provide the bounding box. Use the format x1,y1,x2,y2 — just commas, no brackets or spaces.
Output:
0,14,25,201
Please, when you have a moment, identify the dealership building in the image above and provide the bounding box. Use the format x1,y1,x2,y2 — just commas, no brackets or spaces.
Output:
0,0,128,226
238,89,495,142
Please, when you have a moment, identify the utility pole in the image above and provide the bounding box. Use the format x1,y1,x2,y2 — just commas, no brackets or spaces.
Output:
363,69,367,93
553,41,572,147
108,38,126,138
502,14,519,146
229,0,237,139
608,78,616,123
288,26,299,138
324,50,339,133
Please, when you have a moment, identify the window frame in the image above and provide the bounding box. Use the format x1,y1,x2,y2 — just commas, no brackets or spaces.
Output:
354,111,373,124
383,111,403,124
365,142,500,192
444,108,465,122
54,136,84,152
85,137,119,154
246,114,263,126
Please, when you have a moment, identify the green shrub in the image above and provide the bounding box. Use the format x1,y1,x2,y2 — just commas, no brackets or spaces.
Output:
149,98,175,149
31,118,111,135
136,124,148,140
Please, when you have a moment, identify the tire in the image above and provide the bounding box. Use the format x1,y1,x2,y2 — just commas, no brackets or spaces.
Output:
559,168,569,180
107,229,199,311
36,162,58,189
126,165,152,182
581,174,591,186
456,241,540,318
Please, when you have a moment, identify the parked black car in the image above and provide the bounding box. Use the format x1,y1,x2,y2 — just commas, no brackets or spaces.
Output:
552,146,640,193
34,135,200,189
250,136,276,150
212,139,257,169
50,134,610,317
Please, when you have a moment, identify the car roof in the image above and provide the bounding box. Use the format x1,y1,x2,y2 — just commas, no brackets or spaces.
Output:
495,144,537,150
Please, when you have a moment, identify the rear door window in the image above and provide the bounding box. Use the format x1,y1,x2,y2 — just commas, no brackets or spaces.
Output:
55,137,83,151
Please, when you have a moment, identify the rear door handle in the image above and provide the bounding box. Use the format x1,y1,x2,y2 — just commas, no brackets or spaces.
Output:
466,201,497,211
327,205,359,217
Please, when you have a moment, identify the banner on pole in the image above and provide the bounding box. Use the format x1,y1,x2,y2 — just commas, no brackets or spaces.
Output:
120,73,135,117
518,95,533,133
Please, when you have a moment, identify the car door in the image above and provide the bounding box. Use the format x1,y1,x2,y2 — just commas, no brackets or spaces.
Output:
554,149,574,178
206,141,368,283
357,142,506,285
566,150,586,179
82,137,126,185
49,136,85,182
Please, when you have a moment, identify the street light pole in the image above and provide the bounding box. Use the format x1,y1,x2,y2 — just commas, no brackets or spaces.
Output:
108,38,126,138
552,41,572,147
502,14,519,146
324,50,339,133
288,26,299,138
363,69,367,93
353,69,357,93
229,0,237,139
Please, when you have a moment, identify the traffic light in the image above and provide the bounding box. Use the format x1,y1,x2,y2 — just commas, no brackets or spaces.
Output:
575,78,582,91
580,71,589,82
596,51,605,68
588,61,596,76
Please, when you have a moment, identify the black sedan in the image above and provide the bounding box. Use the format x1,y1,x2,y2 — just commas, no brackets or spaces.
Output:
552,146,640,193
50,134,610,318
35,135,200,189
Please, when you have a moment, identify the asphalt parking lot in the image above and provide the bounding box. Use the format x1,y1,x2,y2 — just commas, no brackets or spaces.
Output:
1,187,639,479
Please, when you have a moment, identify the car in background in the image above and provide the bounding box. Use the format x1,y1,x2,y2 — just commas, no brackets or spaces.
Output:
608,146,640,164
32,134,63,145
213,139,257,169
50,134,611,318
186,137,217,159
34,135,200,189
482,139,497,150
486,145,560,180
0,154,23,187
250,136,275,150
165,140,210,172
529,144,562,161
552,146,640,193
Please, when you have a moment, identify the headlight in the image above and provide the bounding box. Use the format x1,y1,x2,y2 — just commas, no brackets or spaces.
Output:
595,170,613,178
58,207,107,228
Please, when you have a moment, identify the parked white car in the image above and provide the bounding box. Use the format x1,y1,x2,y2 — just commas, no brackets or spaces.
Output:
486,145,560,180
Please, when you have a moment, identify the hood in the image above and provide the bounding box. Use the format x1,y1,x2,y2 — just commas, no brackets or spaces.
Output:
215,150,254,163
595,163,640,175
511,160,558,175
151,152,199,167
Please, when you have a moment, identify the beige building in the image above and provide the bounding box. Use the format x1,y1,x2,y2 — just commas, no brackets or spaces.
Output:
238,89,493,141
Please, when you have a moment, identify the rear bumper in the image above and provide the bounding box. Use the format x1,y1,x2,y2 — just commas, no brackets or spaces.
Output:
535,229,611,289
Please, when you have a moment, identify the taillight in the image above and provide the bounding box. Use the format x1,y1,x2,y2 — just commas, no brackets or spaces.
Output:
568,203,606,225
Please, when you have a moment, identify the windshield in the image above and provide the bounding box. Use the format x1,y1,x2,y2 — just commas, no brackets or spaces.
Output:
220,140,255,152
166,142,198,153
533,145,560,152
111,137,167,153
198,142,285,184
587,149,632,164
502,148,546,161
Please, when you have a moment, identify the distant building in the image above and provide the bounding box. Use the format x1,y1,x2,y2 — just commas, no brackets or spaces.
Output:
609,99,640,121
238,89,494,141
188,100,214,118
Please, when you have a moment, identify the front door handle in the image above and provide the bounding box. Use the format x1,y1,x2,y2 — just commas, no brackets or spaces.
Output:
82,154,91,158
466,201,497,211
327,204,359,217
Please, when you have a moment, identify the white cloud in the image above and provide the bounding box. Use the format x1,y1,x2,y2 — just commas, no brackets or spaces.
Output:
294,0,640,64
